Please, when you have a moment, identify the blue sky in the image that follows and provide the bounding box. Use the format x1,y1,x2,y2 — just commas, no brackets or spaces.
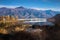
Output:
0,0,60,11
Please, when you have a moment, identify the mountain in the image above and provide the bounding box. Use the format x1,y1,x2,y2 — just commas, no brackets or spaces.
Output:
48,14,60,24
0,6,60,19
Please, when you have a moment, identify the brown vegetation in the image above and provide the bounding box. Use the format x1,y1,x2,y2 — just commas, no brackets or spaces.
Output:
0,24,60,40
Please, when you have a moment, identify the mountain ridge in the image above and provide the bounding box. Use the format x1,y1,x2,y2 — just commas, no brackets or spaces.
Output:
0,6,60,19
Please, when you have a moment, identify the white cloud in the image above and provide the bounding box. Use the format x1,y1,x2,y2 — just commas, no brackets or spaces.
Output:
0,5,18,8
31,7,51,10
31,7,60,11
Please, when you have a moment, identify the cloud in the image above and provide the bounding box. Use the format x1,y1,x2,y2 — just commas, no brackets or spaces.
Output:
0,5,19,8
31,7,50,10
31,7,60,11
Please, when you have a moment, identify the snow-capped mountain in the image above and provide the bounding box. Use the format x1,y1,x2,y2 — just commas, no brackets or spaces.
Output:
0,6,60,19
